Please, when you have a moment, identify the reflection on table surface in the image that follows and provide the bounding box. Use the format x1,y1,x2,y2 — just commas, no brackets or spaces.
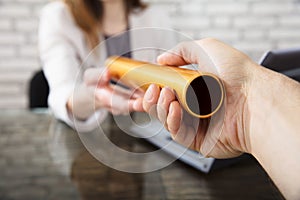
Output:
0,110,284,200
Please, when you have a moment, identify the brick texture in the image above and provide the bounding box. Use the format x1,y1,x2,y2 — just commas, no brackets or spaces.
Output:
0,0,300,108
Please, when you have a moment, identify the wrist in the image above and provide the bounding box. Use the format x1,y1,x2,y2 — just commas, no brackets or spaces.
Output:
66,94,87,121
246,65,277,155
245,64,300,199
67,85,99,121
246,65,299,156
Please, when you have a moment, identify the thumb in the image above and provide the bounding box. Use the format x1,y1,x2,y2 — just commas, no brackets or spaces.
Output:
157,40,217,73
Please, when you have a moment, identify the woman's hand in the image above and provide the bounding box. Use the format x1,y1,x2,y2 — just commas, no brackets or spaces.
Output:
83,68,144,115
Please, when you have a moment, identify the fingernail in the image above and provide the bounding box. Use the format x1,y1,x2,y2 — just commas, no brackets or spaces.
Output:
159,88,167,104
157,54,163,61
133,100,138,110
169,104,174,115
136,99,144,111
164,86,173,93
144,84,155,102
157,53,167,63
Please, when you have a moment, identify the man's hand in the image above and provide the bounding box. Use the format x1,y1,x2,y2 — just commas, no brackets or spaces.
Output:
134,38,300,199
137,38,258,158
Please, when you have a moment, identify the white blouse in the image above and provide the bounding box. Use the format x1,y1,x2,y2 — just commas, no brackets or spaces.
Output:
38,1,176,132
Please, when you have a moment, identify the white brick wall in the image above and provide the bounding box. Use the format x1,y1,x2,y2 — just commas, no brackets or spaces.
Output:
0,0,300,108
0,0,43,108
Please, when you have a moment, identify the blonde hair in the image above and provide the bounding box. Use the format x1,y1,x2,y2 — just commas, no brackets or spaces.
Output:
63,0,147,49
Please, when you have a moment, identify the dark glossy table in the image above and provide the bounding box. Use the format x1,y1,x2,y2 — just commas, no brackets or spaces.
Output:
0,110,284,200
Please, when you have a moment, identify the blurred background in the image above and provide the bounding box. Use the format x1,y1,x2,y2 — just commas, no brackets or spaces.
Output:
0,1,297,199
0,0,300,109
